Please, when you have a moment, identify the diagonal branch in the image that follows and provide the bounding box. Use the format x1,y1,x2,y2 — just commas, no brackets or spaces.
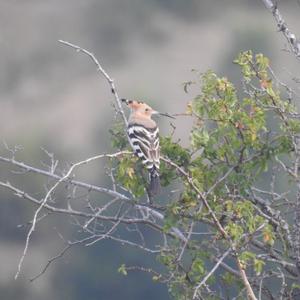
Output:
193,247,232,299
29,235,95,282
261,0,300,59
58,40,128,126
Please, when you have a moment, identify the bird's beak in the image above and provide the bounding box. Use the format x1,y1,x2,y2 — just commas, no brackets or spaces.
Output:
152,111,175,119
158,112,175,119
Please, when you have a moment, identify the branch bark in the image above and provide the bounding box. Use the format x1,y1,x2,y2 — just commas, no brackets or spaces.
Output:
261,0,300,59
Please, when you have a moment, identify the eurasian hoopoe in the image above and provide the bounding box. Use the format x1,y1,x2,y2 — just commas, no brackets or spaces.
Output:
121,99,174,196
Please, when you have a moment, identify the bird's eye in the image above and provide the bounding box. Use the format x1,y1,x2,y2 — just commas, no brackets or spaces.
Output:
145,108,149,112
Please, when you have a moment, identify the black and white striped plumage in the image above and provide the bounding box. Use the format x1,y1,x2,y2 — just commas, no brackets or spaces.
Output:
128,123,160,191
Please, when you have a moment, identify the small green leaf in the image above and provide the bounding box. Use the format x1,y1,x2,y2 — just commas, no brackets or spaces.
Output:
118,264,127,276
253,259,265,275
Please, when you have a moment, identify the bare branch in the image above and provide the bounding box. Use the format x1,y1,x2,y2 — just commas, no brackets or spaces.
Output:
0,154,131,201
261,0,300,59
236,258,258,300
193,247,232,299
58,40,128,126
30,235,95,282
14,151,129,279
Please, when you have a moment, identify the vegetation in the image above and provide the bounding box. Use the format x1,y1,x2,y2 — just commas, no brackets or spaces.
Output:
2,27,300,300
114,51,300,299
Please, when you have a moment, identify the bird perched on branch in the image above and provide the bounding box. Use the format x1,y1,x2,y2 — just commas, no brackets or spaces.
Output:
121,99,174,197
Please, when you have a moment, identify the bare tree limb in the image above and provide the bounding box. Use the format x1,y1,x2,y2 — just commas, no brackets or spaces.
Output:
261,0,300,59
236,258,258,300
14,151,129,279
0,152,188,242
58,40,128,126
193,247,232,299
0,154,130,200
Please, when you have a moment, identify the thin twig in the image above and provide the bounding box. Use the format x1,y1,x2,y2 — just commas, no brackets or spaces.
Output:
30,235,95,282
193,247,231,299
58,40,128,126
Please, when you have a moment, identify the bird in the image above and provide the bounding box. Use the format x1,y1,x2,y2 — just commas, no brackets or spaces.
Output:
121,99,174,197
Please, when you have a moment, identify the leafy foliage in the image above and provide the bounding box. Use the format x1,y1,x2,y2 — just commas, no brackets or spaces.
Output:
115,154,146,197
111,51,300,299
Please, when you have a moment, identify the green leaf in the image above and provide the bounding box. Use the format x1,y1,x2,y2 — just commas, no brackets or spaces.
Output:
118,264,127,276
191,129,210,149
253,259,265,275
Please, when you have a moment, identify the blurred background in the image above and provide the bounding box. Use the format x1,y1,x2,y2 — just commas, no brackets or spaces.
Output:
1,0,300,299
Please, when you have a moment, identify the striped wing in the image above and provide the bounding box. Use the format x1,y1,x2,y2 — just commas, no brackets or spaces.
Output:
127,124,160,171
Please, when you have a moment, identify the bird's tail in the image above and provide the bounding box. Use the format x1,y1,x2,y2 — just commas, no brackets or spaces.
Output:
149,168,160,197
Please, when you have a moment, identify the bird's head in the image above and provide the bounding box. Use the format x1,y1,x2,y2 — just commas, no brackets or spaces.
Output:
121,99,175,119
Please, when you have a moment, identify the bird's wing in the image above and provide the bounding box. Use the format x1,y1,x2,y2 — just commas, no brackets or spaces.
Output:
128,124,160,171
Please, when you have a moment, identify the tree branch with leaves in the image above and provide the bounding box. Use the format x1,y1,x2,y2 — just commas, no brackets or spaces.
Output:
1,40,300,299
